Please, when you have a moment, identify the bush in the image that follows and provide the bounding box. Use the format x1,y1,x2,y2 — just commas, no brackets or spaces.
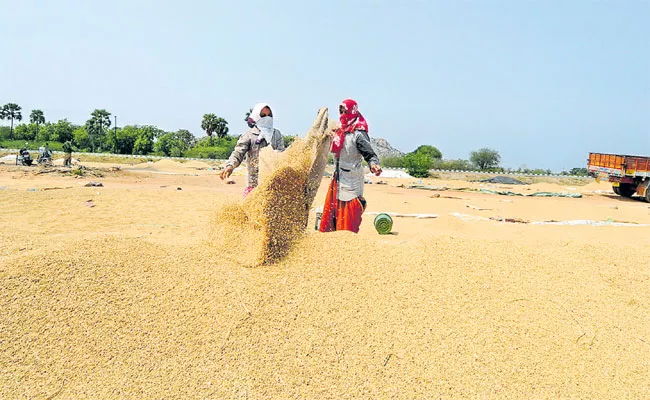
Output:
516,168,552,175
185,136,237,159
525,168,551,175
412,145,442,160
133,134,153,155
381,156,405,168
404,152,433,178
0,126,11,140
71,167,84,176
195,135,237,149
73,127,91,151
14,124,37,141
0,140,63,151
0,140,27,149
283,135,297,148
170,146,183,158
155,132,185,156
379,144,443,174
485,167,506,173
432,159,473,171
37,124,53,142
568,167,588,176
106,126,139,154
184,147,233,159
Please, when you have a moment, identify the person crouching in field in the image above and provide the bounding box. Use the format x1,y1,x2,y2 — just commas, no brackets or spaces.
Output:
220,103,285,197
319,99,382,233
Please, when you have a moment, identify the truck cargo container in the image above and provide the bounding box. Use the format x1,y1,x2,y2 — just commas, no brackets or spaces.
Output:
587,152,650,202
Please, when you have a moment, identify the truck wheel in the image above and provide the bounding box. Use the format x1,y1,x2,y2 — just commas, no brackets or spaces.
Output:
618,183,636,198
612,185,620,195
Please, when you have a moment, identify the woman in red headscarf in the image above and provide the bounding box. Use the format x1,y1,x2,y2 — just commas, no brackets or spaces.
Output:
319,99,382,233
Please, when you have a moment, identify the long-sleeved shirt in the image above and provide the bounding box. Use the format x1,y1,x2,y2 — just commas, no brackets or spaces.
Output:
225,127,285,188
336,130,380,202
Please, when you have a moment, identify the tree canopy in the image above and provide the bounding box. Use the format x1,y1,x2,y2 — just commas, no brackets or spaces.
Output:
1,103,23,139
29,109,45,125
202,113,229,145
412,145,442,160
85,109,112,152
470,148,501,170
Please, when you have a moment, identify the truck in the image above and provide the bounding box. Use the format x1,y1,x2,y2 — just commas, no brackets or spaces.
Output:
587,152,650,202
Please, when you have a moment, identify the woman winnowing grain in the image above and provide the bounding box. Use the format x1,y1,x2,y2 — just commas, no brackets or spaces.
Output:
220,103,285,197
319,99,382,233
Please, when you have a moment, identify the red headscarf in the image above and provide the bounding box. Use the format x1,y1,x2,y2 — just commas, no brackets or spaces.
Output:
331,99,368,157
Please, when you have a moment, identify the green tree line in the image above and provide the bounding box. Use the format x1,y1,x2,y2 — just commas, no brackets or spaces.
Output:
0,103,242,159
381,145,503,178
381,146,587,177
1,102,587,175
0,103,301,160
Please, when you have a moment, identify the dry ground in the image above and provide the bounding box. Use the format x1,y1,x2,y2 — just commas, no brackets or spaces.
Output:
1,158,649,399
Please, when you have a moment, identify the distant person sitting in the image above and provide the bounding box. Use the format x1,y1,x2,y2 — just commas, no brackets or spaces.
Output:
220,103,285,197
43,142,52,158
18,143,33,166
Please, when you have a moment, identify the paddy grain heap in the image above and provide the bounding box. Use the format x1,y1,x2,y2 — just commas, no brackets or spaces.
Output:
212,107,334,265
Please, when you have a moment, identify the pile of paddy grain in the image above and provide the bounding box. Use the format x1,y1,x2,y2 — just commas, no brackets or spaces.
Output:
183,160,212,169
152,159,184,169
211,108,334,266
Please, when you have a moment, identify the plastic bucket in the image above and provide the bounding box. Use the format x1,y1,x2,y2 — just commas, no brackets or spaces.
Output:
373,213,393,235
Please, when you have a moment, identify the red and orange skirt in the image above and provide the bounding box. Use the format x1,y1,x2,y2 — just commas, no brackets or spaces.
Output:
318,176,366,233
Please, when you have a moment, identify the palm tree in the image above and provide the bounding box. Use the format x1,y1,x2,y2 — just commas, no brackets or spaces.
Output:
202,114,230,145
214,117,229,143
1,103,22,140
85,109,112,152
201,113,217,145
30,109,45,139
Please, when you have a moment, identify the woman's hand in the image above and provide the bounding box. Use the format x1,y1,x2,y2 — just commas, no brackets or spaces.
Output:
370,164,382,176
220,165,233,180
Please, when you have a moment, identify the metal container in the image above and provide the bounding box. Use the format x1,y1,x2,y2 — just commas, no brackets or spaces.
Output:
373,213,393,234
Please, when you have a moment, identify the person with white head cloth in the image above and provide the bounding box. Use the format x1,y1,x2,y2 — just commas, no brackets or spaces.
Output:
220,103,285,197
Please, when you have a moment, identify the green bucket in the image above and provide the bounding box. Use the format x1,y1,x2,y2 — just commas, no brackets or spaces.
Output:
374,213,393,235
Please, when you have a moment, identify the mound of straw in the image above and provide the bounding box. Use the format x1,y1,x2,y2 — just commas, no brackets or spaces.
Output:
212,107,334,266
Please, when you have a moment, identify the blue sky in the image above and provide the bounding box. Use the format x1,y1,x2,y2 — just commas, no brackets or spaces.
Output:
1,0,648,171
